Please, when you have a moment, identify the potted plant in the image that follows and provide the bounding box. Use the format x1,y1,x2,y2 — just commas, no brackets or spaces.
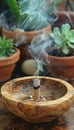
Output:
44,23,74,80
1,0,61,61
0,36,20,82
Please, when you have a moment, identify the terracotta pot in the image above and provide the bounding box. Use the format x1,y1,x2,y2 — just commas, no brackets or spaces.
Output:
1,76,74,123
0,48,20,82
54,11,74,29
46,55,74,80
2,24,51,61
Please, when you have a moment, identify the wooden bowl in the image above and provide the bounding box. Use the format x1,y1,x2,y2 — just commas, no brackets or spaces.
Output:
1,76,74,123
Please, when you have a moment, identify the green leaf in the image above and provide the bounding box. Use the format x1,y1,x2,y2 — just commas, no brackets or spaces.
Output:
50,27,62,45
62,45,69,54
61,23,70,36
67,42,74,49
7,0,22,21
69,30,74,42
0,36,16,57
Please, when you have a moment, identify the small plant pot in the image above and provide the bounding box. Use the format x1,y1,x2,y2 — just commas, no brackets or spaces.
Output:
1,76,74,123
0,48,20,82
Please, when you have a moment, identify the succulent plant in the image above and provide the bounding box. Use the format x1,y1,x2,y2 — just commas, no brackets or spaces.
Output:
0,36,16,57
50,23,74,56
6,0,61,30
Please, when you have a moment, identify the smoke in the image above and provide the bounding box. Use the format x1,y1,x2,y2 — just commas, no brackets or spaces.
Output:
18,0,59,30
14,31,27,47
0,0,60,31
0,10,17,30
29,33,53,76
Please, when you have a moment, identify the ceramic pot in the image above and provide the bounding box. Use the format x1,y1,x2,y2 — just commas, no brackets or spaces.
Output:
0,48,20,82
1,76,74,123
2,24,51,61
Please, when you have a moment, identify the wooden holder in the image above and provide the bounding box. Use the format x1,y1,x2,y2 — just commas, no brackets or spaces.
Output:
1,76,74,123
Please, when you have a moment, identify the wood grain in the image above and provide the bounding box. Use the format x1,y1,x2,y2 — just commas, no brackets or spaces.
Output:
0,75,74,129
1,76,74,123
0,100,74,130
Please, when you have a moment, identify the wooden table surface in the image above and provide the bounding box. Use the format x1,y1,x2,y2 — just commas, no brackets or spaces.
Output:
0,79,74,130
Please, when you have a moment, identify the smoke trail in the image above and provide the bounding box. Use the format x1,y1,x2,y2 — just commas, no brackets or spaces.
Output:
29,33,54,75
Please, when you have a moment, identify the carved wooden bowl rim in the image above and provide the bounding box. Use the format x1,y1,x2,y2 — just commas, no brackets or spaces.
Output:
1,76,74,106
